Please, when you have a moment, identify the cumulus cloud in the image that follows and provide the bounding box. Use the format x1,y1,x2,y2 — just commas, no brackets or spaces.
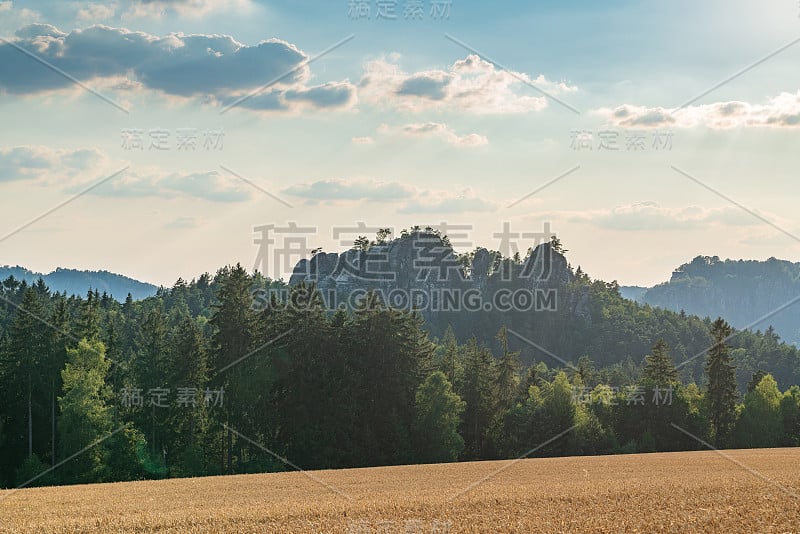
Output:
0,23,356,113
0,3,39,37
359,54,576,114
597,91,800,129
224,81,357,112
0,145,106,181
401,122,488,147
546,201,776,231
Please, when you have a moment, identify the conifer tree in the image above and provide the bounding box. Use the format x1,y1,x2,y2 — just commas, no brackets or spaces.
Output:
493,326,521,412
705,318,737,445
4,289,51,461
642,338,678,386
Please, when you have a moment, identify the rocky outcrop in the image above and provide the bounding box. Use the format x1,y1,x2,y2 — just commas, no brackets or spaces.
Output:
287,232,575,319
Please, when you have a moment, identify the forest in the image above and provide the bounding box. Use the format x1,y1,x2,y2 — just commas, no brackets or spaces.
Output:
1,234,800,488
640,255,800,345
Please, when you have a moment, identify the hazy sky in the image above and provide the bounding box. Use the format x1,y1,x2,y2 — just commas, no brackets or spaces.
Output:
1,0,799,287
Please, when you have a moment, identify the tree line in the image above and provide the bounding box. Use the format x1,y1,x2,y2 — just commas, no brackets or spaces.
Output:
1,265,799,488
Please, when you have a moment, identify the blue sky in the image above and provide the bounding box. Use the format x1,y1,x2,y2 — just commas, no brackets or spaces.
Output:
1,0,799,287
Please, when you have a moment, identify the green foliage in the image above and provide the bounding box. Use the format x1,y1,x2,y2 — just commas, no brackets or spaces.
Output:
780,386,800,446
57,339,112,484
106,425,148,482
413,372,465,463
14,454,55,488
734,374,783,448
2,262,800,489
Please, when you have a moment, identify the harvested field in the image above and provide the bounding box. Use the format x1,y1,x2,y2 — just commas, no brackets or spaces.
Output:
2,448,799,533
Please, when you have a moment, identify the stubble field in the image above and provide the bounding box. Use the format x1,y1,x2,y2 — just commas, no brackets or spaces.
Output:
2,448,799,533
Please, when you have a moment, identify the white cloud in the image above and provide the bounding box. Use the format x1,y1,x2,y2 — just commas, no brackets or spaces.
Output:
0,145,107,182
400,122,488,147
597,91,800,129
358,54,576,114
0,24,356,113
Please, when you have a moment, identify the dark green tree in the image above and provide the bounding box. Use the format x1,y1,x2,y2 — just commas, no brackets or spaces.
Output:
209,264,256,474
746,369,768,394
642,339,678,386
2,289,52,463
493,326,521,412
459,338,494,459
704,318,737,446
76,290,101,342
166,317,210,476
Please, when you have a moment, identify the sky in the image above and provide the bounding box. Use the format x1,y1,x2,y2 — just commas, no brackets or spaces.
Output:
0,0,799,287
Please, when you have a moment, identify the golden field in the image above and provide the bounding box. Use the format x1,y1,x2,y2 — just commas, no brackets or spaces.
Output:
2,448,799,533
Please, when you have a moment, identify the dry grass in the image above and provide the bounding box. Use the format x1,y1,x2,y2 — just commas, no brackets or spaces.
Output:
2,448,799,533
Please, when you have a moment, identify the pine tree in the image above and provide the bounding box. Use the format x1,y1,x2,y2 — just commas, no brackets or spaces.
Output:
493,326,521,412
210,265,256,374
166,317,209,476
345,294,432,467
705,318,737,446
4,288,52,461
76,290,101,342
459,337,494,459
132,305,168,461
642,338,678,386
438,326,461,387
47,296,71,466
209,264,256,474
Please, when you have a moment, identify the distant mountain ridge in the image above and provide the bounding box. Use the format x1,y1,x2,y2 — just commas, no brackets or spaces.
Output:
622,256,800,345
0,266,159,301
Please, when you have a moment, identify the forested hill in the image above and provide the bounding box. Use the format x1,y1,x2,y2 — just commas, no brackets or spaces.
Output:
0,266,158,301
632,256,800,346
282,231,800,391
3,231,800,487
